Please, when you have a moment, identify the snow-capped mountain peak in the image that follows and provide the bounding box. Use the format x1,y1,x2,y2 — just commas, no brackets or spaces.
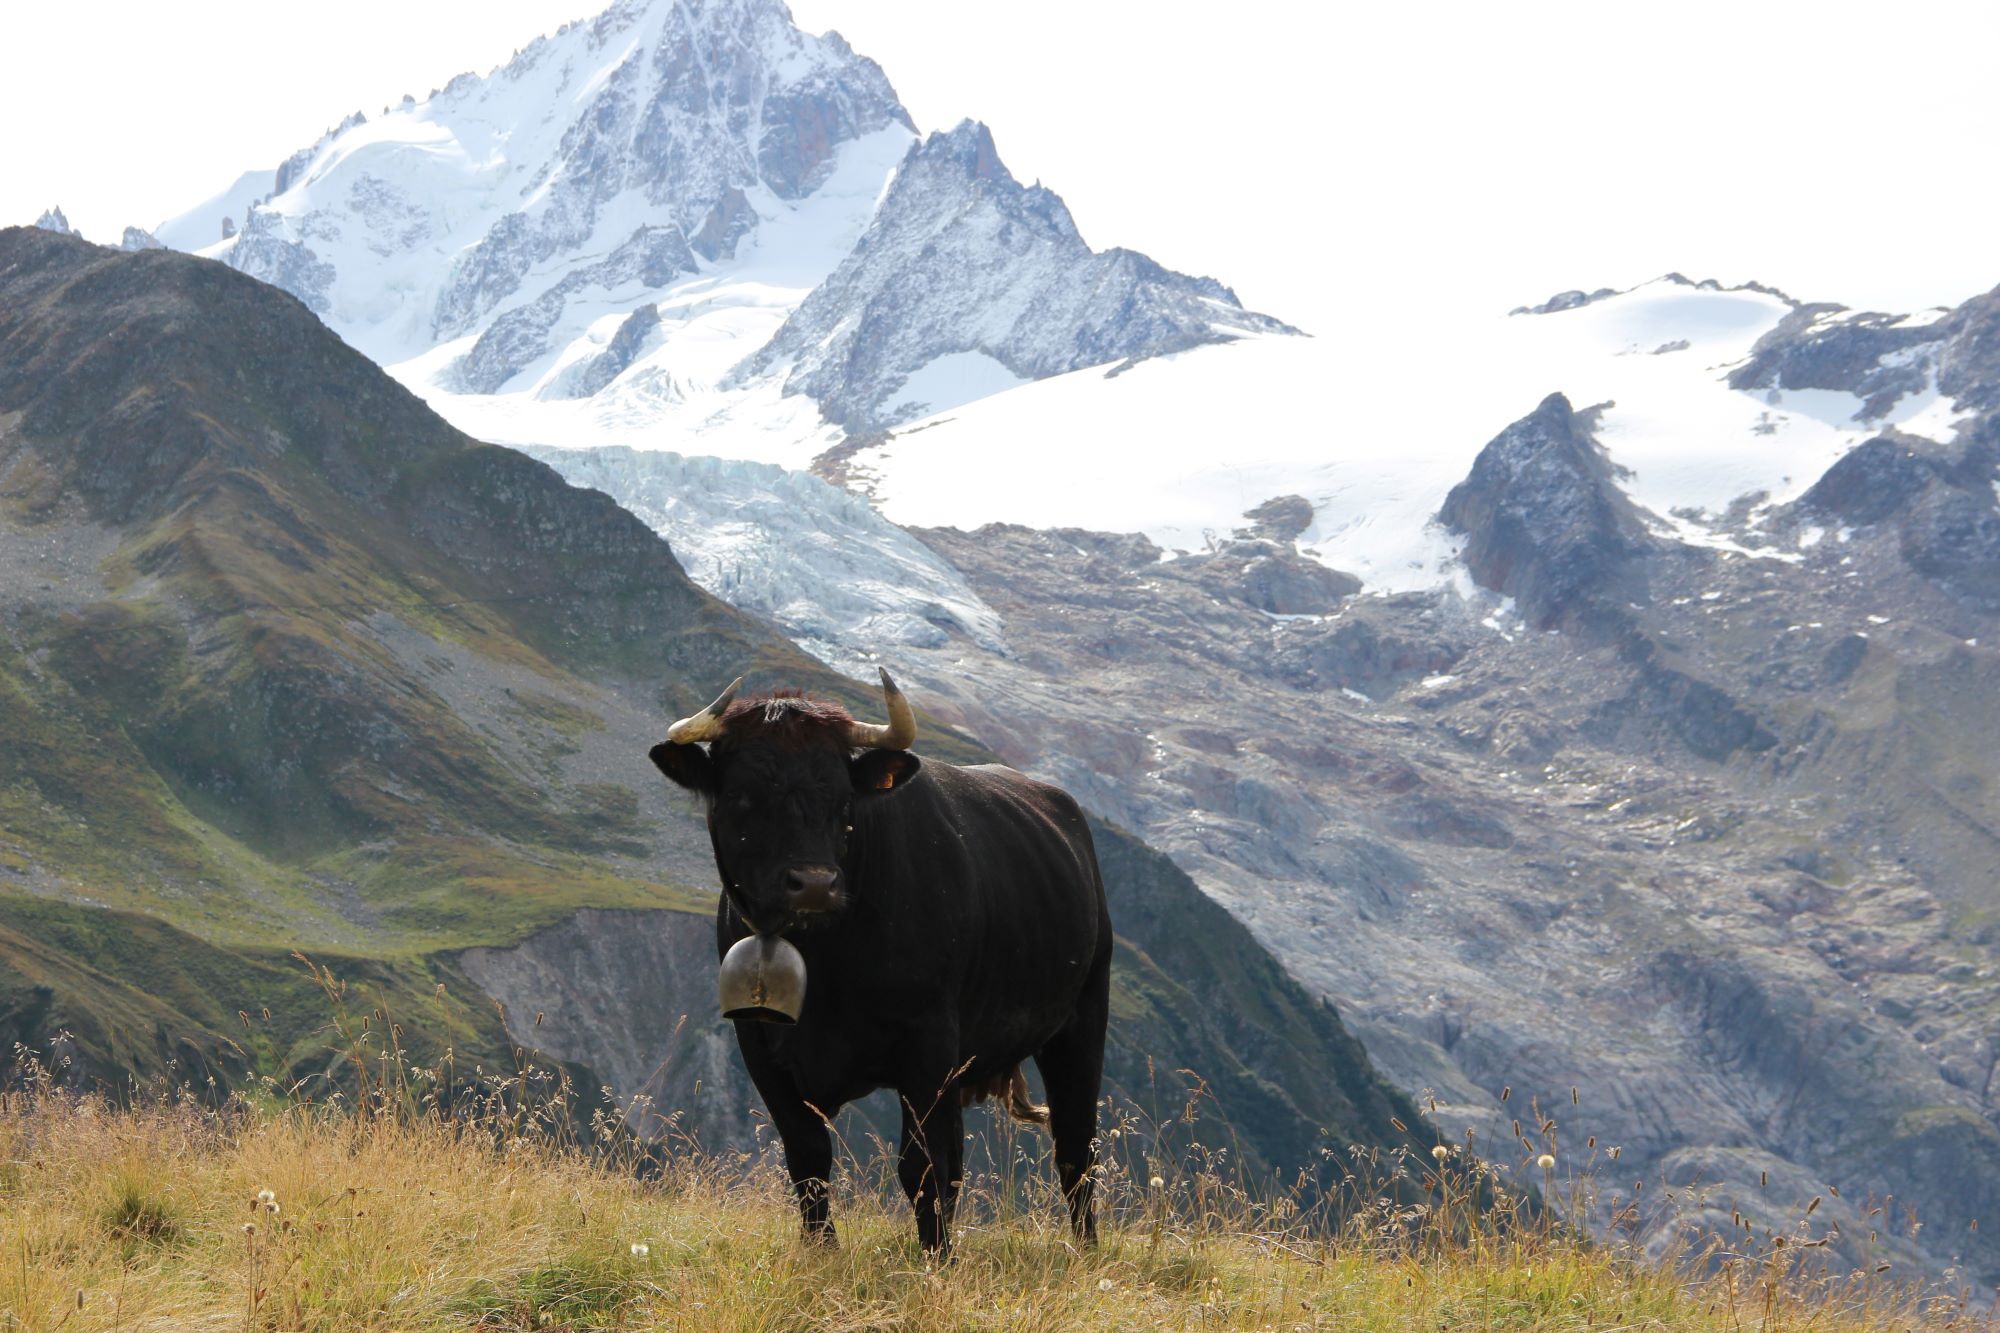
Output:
742,118,1297,430
159,0,911,376
152,0,1302,460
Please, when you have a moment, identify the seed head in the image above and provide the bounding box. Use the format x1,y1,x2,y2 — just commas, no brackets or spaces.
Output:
629,1243,649,1258
241,1222,257,1236
1431,1145,1449,1161
1098,1278,1115,1292
255,1189,276,1205
1149,1175,1165,1190
1537,1153,1556,1171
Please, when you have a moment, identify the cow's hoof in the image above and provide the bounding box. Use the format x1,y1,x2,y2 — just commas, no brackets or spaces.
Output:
801,1225,838,1250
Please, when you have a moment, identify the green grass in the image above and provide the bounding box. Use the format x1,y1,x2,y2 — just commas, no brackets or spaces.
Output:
0,1074,1981,1332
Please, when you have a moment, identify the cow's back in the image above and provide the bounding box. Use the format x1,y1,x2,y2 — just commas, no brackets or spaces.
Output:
848,758,1110,1059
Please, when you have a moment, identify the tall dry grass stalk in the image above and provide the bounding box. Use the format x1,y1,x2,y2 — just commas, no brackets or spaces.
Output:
0,972,1991,1331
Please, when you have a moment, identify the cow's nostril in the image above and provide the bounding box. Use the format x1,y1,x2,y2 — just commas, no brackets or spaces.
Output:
785,868,839,907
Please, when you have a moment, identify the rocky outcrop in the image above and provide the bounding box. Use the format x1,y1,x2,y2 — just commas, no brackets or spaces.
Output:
118,226,163,251
1438,393,1657,628
1510,286,1616,315
32,206,76,236
742,120,1299,429
1939,283,2000,415
688,186,756,262
1728,304,1952,419
1791,429,2000,611
562,303,663,398
458,909,763,1148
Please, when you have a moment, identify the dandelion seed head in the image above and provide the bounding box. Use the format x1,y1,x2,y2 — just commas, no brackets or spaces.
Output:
1431,1145,1449,1161
1149,1175,1165,1190
255,1189,276,1205
1098,1277,1115,1291
630,1242,649,1258
1537,1153,1556,1170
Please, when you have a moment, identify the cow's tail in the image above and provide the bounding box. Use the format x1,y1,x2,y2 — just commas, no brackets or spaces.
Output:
1005,1065,1051,1127
960,1065,1050,1128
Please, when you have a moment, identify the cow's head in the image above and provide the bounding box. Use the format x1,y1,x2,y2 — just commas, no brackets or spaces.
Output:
649,670,921,932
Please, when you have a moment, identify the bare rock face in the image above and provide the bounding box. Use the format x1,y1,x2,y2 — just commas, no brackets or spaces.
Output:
1790,427,2000,611
562,303,664,399
1238,494,1315,543
1438,393,1657,628
458,909,765,1149
1724,280,2000,424
1729,305,1948,418
743,120,1298,430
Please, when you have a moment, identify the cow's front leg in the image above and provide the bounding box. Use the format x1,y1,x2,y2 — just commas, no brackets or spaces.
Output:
770,1092,837,1244
897,1083,965,1258
737,1030,838,1245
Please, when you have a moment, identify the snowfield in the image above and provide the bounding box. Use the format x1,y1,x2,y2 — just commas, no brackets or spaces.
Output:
858,278,1972,590
144,0,1980,614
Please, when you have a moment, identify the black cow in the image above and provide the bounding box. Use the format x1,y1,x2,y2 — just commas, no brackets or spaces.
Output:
648,670,1113,1255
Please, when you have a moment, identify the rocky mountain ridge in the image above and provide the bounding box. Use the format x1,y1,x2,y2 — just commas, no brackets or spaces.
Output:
742,120,1296,429
149,0,1293,444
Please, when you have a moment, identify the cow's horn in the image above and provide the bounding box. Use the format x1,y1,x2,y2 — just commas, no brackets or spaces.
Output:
665,676,743,744
843,668,916,751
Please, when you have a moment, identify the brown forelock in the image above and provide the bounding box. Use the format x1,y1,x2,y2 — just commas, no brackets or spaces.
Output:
717,690,856,749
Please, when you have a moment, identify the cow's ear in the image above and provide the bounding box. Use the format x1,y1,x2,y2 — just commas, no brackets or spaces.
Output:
649,741,715,795
851,749,921,794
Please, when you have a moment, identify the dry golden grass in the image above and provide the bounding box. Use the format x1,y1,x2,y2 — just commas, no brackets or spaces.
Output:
0,1078,1990,1333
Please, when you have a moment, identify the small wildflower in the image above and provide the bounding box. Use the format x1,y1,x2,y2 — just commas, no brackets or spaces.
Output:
1431,1145,1449,1161
1098,1277,1115,1292
1537,1153,1556,1170
1149,1175,1165,1190
630,1243,650,1258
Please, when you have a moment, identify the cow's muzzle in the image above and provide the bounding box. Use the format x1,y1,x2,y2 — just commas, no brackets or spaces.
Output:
784,866,843,916
719,934,808,1023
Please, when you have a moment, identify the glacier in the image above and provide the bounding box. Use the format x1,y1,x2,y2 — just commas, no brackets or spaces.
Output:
520,444,1005,676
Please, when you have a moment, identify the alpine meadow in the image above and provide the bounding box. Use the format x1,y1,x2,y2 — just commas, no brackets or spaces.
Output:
6,0,2000,1327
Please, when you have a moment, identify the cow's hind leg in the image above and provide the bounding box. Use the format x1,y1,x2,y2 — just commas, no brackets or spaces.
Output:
897,1087,965,1258
1035,947,1111,1244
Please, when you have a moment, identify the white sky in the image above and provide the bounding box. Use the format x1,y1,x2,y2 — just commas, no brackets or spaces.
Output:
3,0,1997,337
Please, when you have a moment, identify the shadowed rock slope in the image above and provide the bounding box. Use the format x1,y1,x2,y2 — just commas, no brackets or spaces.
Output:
0,227,1415,1173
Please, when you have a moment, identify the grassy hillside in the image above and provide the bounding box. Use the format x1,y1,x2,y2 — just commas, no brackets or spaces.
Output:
0,225,1418,1179
0,1089,1973,1332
